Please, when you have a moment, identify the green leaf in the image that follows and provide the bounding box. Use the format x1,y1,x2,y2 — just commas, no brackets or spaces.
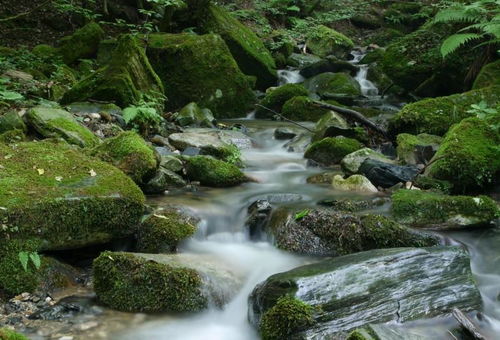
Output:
18,252,29,272
440,33,483,57
29,252,41,270
294,209,310,221
287,5,300,12
0,90,24,101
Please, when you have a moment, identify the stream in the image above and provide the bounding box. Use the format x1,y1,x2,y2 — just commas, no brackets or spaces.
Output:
111,53,500,339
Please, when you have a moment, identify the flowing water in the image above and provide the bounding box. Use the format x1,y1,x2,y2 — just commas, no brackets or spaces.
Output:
113,54,500,340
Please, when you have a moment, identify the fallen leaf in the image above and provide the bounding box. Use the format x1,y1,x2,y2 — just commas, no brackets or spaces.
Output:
4,154,12,159
55,176,63,182
89,169,97,177
37,168,45,175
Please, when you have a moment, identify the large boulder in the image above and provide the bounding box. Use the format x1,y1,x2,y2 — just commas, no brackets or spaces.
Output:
250,247,482,339
255,84,309,119
304,137,364,166
300,57,358,78
59,22,104,65
396,133,442,165
388,86,500,136
281,96,331,122
358,159,419,188
331,174,378,193
174,102,215,128
304,72,361,105
266,208,438,256
185,156,248,187
312,111,366,143
93,251,242,313
0,140,145,252
62,35,164,108
392,189,499,230
91,131,157,186
341,148,394,175
26,106,99,148
425,116,500,192
473,59,500,89
146,33,256,118
305,25,354,58
199,5,277,89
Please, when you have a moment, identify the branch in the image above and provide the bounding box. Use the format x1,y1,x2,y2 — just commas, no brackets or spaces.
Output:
311,100,389,139
255,104,314,132
452,308,486,340
0,0,52,22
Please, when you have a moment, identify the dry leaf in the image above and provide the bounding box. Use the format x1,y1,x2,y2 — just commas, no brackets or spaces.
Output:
37,168,45,175
55,176,63,182
4,154,12,159
89,169,97,177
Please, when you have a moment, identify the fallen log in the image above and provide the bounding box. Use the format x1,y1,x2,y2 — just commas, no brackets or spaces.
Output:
452,308,487,340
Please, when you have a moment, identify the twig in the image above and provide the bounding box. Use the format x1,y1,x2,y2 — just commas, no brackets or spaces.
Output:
255,104,314,132
0,0,52,22
311,100,389,139
452,308,487,340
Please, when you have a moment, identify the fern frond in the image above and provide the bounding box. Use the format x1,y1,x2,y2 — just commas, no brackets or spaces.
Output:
434,8,482,24
440,33,483,57
482,22,500,38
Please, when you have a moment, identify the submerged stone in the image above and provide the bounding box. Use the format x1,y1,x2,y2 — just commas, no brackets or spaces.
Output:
250,247,482,338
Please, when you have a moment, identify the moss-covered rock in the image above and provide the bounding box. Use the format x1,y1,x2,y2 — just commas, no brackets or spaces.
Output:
185,155,248,187
175,102,215,127
0,140,145,252
365,28,404,47
425,116,500,192
304,72,361,104
305,25,354,58
26,106,99,148
0,111,26,134
59,22,104,65
0,129,25,144
146,33,255,118
287,53,322,68
91,131,157,185
62,34,164,109
392,189,499,230
473,60,500,89
255,83,308,118
396,133,442,165
137,213,196,253
388,86,500,136
312,110,367,143
260,295,314,340
340,148,394,175
281,96,330,122
93,251,206,313
380,22,472,95
0,328,29,340
332,174,378,193
199,5,277,90
304,137,364,166
32,44,59,58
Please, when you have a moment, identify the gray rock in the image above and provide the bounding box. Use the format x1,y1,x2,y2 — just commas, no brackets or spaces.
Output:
175,102,215,128
331,174,378,193
300,57,359,78
245,200,272,239
359,159,420,188
0,111,26,133
284,133,311,153
312,111,348,142
142,168,186,194
274,128,297,140
249,247,482,339
287,53,322,68
160,155,184,173
341,148,394,175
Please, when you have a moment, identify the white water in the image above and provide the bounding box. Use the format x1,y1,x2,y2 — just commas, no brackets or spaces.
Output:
277,69,304,85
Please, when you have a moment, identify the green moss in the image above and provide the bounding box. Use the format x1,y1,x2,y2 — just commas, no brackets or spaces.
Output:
255,84,308,118
473,60,500,89
281,96,330,122
347,328,377,340
137,213,196,253
0,140,145,251
59,22,104,65
0,111,26,134
0,129,25,144
304,72,361,103
396,133,442,164
304,137,364,166
389,86,500,136
185,156,248,187
365,29,404,47
62,34,164,109
360,48,385,64
413,176,453,194
425,116,500,192
175,102,214,127
392,189,499,228
91,131,157,185
32,44,58,58
93,251,206,312
305,25,353,58
260,295,314,340
0,328,29,340
146,33,256,118
200,5,277,89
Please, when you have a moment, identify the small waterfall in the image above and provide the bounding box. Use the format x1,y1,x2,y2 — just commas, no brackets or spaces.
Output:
355,65,379,97
277,69,304,85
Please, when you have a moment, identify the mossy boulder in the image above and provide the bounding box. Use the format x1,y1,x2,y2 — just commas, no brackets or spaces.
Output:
331,174,378,193
32,44,59,58
392,189,499,230
304,137,364,166
425,116,500,192
380,22,473,95
146,33,256,118
396,133,442,165
91,131,157,186
0,130,25,144
281,96,330,122
137,213,196,253
199,5,277,90
341,148,394,175
0,328,29,340
26,106,99,148
287,53,322,68
255,84,308,118
473,59,500,89
304,72,361,104
0,140,145,252
312,110,367,143
59,22,105,65
0,111,26,134
185,155,248,187
365,28,404,47
389,86,500,136
62,34,164,109
305,25,354,58
93,251,242,312
175,102,215,127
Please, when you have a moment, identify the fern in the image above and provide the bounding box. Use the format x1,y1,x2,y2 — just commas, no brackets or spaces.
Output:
440,33,483,56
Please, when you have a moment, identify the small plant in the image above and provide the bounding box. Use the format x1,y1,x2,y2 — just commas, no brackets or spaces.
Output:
294,209,310,221
0,78,24,102
467,100,498,119
18,251,41,272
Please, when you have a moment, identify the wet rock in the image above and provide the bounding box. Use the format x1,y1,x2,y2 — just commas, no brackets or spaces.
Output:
142,168,186,194
311,111,348,142
300,57,358,78
185,156,248,187
255,84,308,119
281,96,333,122
305,25,353,58
0,111,26,134
245,200,272,239
250,247,482,339
392,189,499,230
287,53,322,68
304,72,361,105
29,295,101,321
159,155,184,173
348,324,432,340
266,208,438,256
396,133,442,165
265,193,303,203
331,174,378,193
341,148,394,175
93,251,243,312
182,147,201,156
175,102,215,128
304,137,364,166
358,159,419,188
306,171,342,184
317,198,388,212
274,128,297,140
284,133,311,153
